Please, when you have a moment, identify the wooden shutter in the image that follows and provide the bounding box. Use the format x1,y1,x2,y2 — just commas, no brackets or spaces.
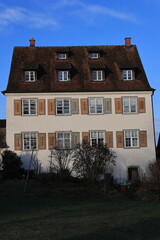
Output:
72,132,80,147
104,98,112,114
82,132,89,146
48,133,56,149
38,99,45,115
14,100,21,115
140,131,147,147
38,133,46,150
138,98,145,113
106,132,113,148
71,99,79,114
115,98,122,114
81,99,88,114
116,131,124,148
48,99,55,115
14,133,22,150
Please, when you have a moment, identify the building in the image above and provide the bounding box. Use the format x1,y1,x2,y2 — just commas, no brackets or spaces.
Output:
2,38,156,183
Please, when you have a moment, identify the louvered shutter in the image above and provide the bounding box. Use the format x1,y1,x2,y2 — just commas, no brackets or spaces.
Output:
72,132,80,147
115,98,122,114
81,99,88,114
38,99,45,115
82,132,89,146
104,98,112,114
138,98,145,113
48,99,55,115
106,132,113,148
14,100,22,115
116,131,124,148
71,99,79,114
140,131,147,147
39,133,46,150
14,133,22,150
48,133,56,149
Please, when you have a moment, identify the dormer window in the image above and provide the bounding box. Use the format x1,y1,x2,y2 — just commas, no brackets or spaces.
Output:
89,53,99,59
92,70,103,81
58,53,67,59
24,71,36,82
58,71,69,81
122,70,134,81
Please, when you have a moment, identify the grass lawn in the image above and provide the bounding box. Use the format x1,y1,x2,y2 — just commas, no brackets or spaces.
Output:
0,180,160,240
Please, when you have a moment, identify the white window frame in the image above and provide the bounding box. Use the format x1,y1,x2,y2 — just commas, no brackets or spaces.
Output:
56,99,70,115
58,71,69,81
56,132,71,149
24,71,36,82
90,131,105,147
22,132,38,150
124,130,139,148
22,99,37,116
89,98,103,114
92,70,103,81
58,53,67,59
89,53,99,59
122,97,137,114
122,70,133,81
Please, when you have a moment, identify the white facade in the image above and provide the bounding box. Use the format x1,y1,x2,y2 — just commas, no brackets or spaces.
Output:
6,90,156,183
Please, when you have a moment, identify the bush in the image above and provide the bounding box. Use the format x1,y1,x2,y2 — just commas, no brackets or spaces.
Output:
2,150,24,179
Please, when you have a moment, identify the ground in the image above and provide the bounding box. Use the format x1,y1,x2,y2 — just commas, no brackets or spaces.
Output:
0,179,160,240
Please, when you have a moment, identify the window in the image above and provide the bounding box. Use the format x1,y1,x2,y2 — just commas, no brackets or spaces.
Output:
89,98,103,114
123,97,137,113
92,70,103,81
22,99,37,115
58,71,69,81
90,131,105,147
25,71,36,82
23,132,37,150
56,132,71,149
89,53,99,59
122,70,134,81
58,53,67,59
124,130,139,148
56,99,70,115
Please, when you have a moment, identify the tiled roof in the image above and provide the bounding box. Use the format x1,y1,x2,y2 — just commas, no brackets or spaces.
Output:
3,44,153,93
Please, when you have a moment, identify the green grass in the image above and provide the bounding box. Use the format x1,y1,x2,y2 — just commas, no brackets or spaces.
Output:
0,180,160,240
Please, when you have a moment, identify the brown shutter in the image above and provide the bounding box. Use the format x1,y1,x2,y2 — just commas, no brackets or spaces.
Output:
106,132,113,148
38,133,46,150
48,133,56,149
72,132,80,147
104,98,112,114
81,99,88,114
14,133,22,150
116,131,124,148
140,131,147,147
14,100,21,115
115,98,122,114
82,132,89,146
138,98,145,113
71,99,79,114
38,99,45,115
48,99,55,115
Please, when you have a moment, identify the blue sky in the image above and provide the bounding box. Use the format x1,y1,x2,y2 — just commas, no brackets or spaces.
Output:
0,0,160,140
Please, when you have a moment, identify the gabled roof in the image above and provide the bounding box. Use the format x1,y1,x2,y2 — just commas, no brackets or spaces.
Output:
3,44,154,94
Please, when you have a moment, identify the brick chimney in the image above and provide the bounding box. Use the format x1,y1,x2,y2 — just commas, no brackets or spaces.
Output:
125,37,131,47
29,38,36,47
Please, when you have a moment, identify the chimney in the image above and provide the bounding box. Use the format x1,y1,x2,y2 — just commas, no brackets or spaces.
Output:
29,38,35,47
125,37,131,47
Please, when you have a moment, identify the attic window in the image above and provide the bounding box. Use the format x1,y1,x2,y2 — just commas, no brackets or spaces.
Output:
58,53,67,59
89,53,99,59
92,70,103,81
122,70,134,81
24,71,36,82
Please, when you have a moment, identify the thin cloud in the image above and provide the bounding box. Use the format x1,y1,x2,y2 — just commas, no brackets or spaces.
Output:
0,4,58,29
